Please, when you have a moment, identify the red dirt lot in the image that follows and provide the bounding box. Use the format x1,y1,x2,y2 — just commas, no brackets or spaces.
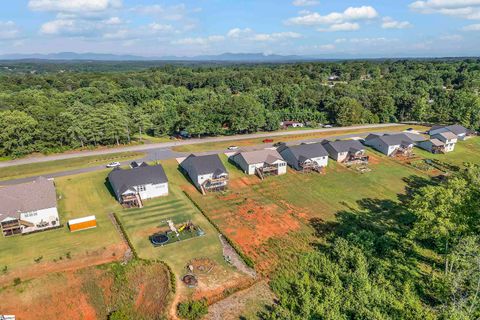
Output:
0,243,128,287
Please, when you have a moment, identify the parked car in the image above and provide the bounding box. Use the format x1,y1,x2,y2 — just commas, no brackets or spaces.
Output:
323,124,333,128
106,162,121,168
262,139,274,143
227,146,239,150
273,142,285,147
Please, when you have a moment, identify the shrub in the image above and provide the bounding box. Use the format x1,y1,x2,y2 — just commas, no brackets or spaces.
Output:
13,277,21,286
177,299,208,320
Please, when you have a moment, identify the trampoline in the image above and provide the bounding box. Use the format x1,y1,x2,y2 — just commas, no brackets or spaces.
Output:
150,233,169,246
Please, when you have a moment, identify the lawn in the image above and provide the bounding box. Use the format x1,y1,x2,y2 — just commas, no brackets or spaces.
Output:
414,137,480,167
0,151,144,181
0,170,125,283
172,124,429,153
115,159,230,276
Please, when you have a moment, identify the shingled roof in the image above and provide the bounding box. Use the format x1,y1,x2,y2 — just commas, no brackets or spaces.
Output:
429,124,468,136
235,149,284,165
322,139,365,154
108,164,168,198
180,154,227,176
0,177,57,220
280,142,328,161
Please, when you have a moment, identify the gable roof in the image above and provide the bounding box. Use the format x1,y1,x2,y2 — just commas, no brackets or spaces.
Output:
280,142,328,161
236,149,284,165
434,131,458,140
377,133,414,146
430,138,445,147
429,124,467,135
181,154,227,176
0,177,57,220
108,164,168,196
322,139,365,154
364,133,382,142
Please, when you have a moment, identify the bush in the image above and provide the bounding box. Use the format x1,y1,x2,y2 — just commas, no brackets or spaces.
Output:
13,277,21,286
108,309,130,320
177,299,208,320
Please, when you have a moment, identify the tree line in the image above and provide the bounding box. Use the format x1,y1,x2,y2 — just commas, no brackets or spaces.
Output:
0,59,479,157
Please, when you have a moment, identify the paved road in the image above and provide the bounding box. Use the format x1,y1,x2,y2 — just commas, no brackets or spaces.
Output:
0,123,403,169
0,128,402,186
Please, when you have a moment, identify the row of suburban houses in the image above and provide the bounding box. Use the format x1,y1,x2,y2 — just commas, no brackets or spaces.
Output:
0,124,475,236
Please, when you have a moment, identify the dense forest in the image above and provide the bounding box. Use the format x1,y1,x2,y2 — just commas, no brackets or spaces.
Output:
0,59,480,157
263,165,480,319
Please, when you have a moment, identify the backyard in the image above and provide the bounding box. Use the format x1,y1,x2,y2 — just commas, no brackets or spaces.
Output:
0,170,127,285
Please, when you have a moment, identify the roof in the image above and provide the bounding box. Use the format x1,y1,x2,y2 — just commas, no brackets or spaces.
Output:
0,177,57,220
430,124,467,135
365,133,382,142
236,149,284,165
68,215,96,225
430,138,445,147
401,132,427,142
377,133,414,146
434,131,458,140
181,154,227,176
108,164,168,196
322,139,365,154
280,142,328,161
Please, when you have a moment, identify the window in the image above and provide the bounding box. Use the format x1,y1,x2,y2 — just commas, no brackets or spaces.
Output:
138,185,146,192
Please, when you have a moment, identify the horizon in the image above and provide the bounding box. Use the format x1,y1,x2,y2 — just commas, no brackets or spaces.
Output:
1,1,480,58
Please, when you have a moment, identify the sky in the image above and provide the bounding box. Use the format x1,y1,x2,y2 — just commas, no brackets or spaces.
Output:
0,0,480,57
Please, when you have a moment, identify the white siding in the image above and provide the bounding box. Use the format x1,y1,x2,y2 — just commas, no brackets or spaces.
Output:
311,156,329,167
20,207,60,233
336,152,348,162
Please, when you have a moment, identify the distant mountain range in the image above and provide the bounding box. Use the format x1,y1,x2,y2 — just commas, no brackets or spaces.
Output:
0,52,473,62
0,52,334,62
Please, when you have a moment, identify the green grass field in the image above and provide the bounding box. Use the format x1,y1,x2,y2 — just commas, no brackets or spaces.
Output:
0,151,144,181
0,170,124,279
114,159,230,276
414,137,480,167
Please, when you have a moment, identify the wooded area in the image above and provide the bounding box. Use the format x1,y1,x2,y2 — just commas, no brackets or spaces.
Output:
0,59,479,157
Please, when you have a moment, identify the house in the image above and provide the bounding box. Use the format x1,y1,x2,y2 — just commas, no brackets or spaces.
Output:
108,163,168,208
280,121,304,129
322,140,368,164
364,133,416,157
278,142,329,172
428,124,471,141
0,177,60,237
231,149,287,178
419,132,458,153
180,154,229,194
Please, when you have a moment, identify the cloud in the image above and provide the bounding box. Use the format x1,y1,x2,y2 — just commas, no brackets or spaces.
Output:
286,6,378,26
131,4,196,21
174,35,225,46
439,34,463,40
410,0,480,19
250,31,302,41
318,22,360,32
0,21,21,40
103,17,123,25
28,0,122,13
227,28,254,38
382,17,413,29
292,0,320,6
335,37,399,45
462,23,480,29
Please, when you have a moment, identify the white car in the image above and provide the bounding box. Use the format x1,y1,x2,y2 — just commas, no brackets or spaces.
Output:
227,146,239,150
106,162,121,168
323,124,333,128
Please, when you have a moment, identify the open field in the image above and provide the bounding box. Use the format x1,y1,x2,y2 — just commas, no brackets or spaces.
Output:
186,151,429,273
0,170,126,285
0,151,144,181
172,124,428,153
0,261,172,320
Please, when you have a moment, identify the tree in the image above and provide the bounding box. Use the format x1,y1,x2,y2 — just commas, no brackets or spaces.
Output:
227,94,266,133
0,110,38,156
177,299,208,320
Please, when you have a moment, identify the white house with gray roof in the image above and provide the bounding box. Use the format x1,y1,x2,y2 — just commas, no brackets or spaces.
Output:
278,142,329,172
364,133,417,157
180,154,229,194
231,149,287,177
419,132,458,153
108,163,168,208
0,177,60,237
322,140,368,163
428,124,470,141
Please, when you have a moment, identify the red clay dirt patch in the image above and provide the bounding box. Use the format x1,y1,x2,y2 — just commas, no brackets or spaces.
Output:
0,243,128,286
